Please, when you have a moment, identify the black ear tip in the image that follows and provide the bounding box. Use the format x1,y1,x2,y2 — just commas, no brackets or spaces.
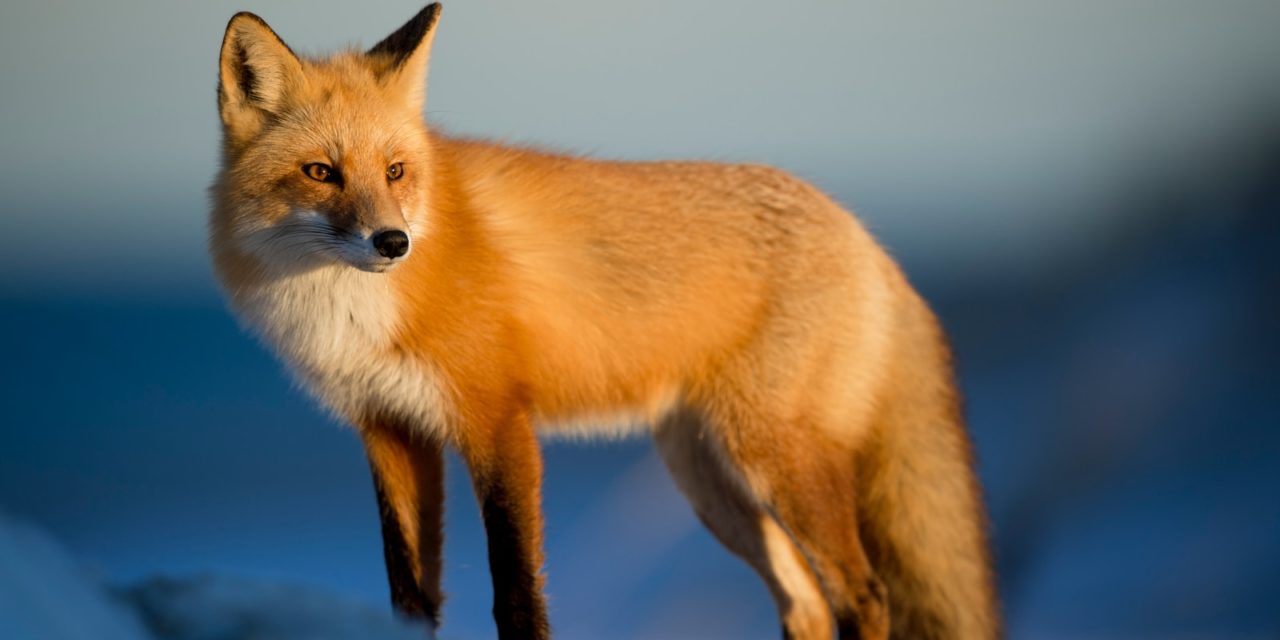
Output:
369,2,444,61
413,3,444,32
400,3,444,32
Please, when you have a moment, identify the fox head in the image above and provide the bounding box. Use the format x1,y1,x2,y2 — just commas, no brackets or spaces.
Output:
212,4,442,274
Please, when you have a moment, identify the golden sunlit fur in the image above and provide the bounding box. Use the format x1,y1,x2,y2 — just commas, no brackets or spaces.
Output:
211,4,999,639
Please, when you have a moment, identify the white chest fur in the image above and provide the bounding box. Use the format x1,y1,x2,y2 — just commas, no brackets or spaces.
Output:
228,265,450,434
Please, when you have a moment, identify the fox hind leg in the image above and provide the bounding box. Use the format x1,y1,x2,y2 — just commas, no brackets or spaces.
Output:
654,409,834,640
698,399,891,640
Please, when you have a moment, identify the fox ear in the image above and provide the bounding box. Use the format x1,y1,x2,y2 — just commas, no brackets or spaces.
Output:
368,3,442,114
218,12,305,138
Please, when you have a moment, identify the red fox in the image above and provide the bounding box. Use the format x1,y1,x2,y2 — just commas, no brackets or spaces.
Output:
211,4,998,639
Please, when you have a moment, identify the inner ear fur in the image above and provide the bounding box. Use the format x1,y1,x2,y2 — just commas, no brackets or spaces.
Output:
218,12,305,136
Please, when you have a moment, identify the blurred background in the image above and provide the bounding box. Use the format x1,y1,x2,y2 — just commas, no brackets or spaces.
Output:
2,1,1278,638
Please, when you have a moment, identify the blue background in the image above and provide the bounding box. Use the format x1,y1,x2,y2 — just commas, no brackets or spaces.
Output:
2,1,1278,638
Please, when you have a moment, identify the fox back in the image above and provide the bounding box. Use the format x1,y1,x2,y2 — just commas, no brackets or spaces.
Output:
211,5,999,639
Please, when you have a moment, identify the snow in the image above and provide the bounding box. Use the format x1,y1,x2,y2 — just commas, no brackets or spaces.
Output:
0,513,432,640
0,512,150,640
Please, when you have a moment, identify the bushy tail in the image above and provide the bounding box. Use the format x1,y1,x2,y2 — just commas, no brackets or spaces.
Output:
859,304,1001,639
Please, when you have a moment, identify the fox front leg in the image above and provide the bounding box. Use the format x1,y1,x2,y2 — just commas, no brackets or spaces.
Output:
361,418,447,628
457,407,550,639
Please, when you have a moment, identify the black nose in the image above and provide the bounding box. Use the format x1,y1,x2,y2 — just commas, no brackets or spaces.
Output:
372,229,410,259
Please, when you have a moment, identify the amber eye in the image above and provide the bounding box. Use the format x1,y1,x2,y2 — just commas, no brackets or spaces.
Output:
302,163,334,182
387,162,405,181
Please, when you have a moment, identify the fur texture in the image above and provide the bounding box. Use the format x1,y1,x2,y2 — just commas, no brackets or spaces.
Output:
210,4,1000,639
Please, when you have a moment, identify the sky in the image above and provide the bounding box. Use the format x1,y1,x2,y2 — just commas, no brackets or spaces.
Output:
2,2,1279,638
2,0,1279,297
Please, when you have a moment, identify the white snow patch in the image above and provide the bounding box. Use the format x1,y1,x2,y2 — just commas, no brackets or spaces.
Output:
0,513,433,640
122,575,431,640
0,513,151,640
